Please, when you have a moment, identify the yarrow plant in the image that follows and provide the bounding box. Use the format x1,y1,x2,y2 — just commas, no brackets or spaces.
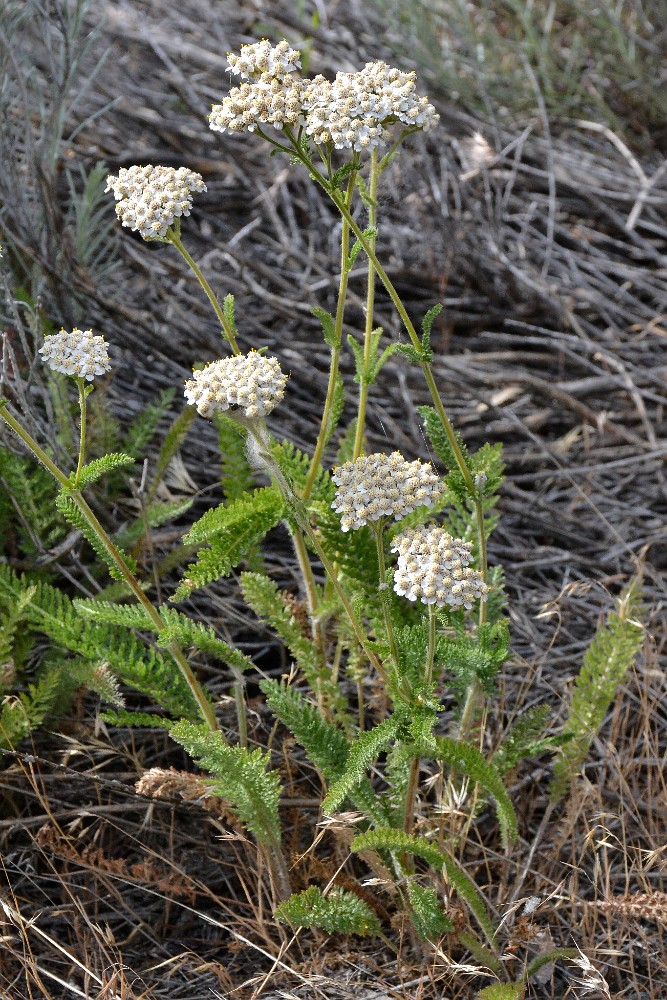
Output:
0,38,640,994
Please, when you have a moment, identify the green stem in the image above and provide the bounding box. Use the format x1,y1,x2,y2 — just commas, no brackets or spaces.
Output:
372,522,400,673
404,608,437,835
353,149,378,461
247,425,388,685
232,669,248,748
303,172,356,499
167,230,240,355
425,605,437,685
0,401,218,733
74,378,87,487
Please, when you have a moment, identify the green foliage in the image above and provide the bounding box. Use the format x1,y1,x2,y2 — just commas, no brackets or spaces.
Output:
170,720,283,848
422,737,517,848
67,453,135,490
241,573,317,679
347,328,400,388
114,498,194,550
322,714,403,814
54,491,137,582
261,680,387,825
550,577,645,803
351,827,496,944
156,607,254,674
0,566,199,718
395,304,441,364
419,405,504,520
439,620,511,699
347,227,377,270
276,885,381,936
66,161,121,287
0,657,121,749
223,293,239,342
172,488,284,601
101,709,168,729
73,598,154,629
145,405,197,504
312,306,337,349
0,583,37,683
493,705,569,775
122,389,177,461
477,984,525,1000
408,881,454,940
0,443,64,557
214,413,255,503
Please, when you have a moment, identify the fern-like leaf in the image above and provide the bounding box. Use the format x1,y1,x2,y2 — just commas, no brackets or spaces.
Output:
408,882,454,940
550,577,645,803
424,737,517,848
145,404,197,503
73,599,154,629
276,885,381,936
493,705,568,775
157,607,254,674
477,984,525,1000
214,413,255,503
172,489,284,601
66,453,134,490
351,828,496,944
261,679,387,825
170,720,282,848
241,572,317,679
54,492,137,581
323,714,403,815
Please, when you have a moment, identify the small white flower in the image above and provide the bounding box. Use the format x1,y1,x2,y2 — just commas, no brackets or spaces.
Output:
209,75,304,135
391,525,488,610
184,351,287,419
39,328,112,381
331,452,444,532
226,39,301,79
105,165,206,239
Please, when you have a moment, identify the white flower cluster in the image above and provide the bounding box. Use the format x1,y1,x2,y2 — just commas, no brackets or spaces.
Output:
209,76,304,134
105,165,206,239
209,41,438,151
227,39,301,78
391,525,489,610
331,452,444,532
184,351,287,420
39,328,112,381
303,61,439,151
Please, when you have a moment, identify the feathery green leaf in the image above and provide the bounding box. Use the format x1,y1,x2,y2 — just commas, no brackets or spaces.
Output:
276,886,381,936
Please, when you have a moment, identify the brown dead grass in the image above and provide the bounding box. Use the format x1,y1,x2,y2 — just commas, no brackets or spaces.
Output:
0,0,666,996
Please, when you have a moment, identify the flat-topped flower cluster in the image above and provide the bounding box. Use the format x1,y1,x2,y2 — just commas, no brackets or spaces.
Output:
391,525,488,610
105,165,206,240
331,452,444,532
39,329,112,381
184,352,287,420
209,40,438,151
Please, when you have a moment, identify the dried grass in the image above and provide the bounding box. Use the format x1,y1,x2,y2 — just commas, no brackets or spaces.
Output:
0,0,665,996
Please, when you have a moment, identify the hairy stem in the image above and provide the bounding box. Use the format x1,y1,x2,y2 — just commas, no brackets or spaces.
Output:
167,230,240,355
303,172,356,499
0,401,218,732
74,378,87,486
353,149,378,460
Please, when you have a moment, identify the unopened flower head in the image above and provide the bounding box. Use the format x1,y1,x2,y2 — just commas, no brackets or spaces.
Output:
331,452,444,532
226,40,301,79
184,351,287,420
105,165,206,239
39,328,111,381
209,75,304,135
303,61,439,152
391,525,488,610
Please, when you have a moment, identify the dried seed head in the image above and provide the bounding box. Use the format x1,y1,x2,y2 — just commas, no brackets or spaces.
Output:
184,351,287,420
39,328,112,381
391,525,489,610
331,452,444,532
105,165,206,239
